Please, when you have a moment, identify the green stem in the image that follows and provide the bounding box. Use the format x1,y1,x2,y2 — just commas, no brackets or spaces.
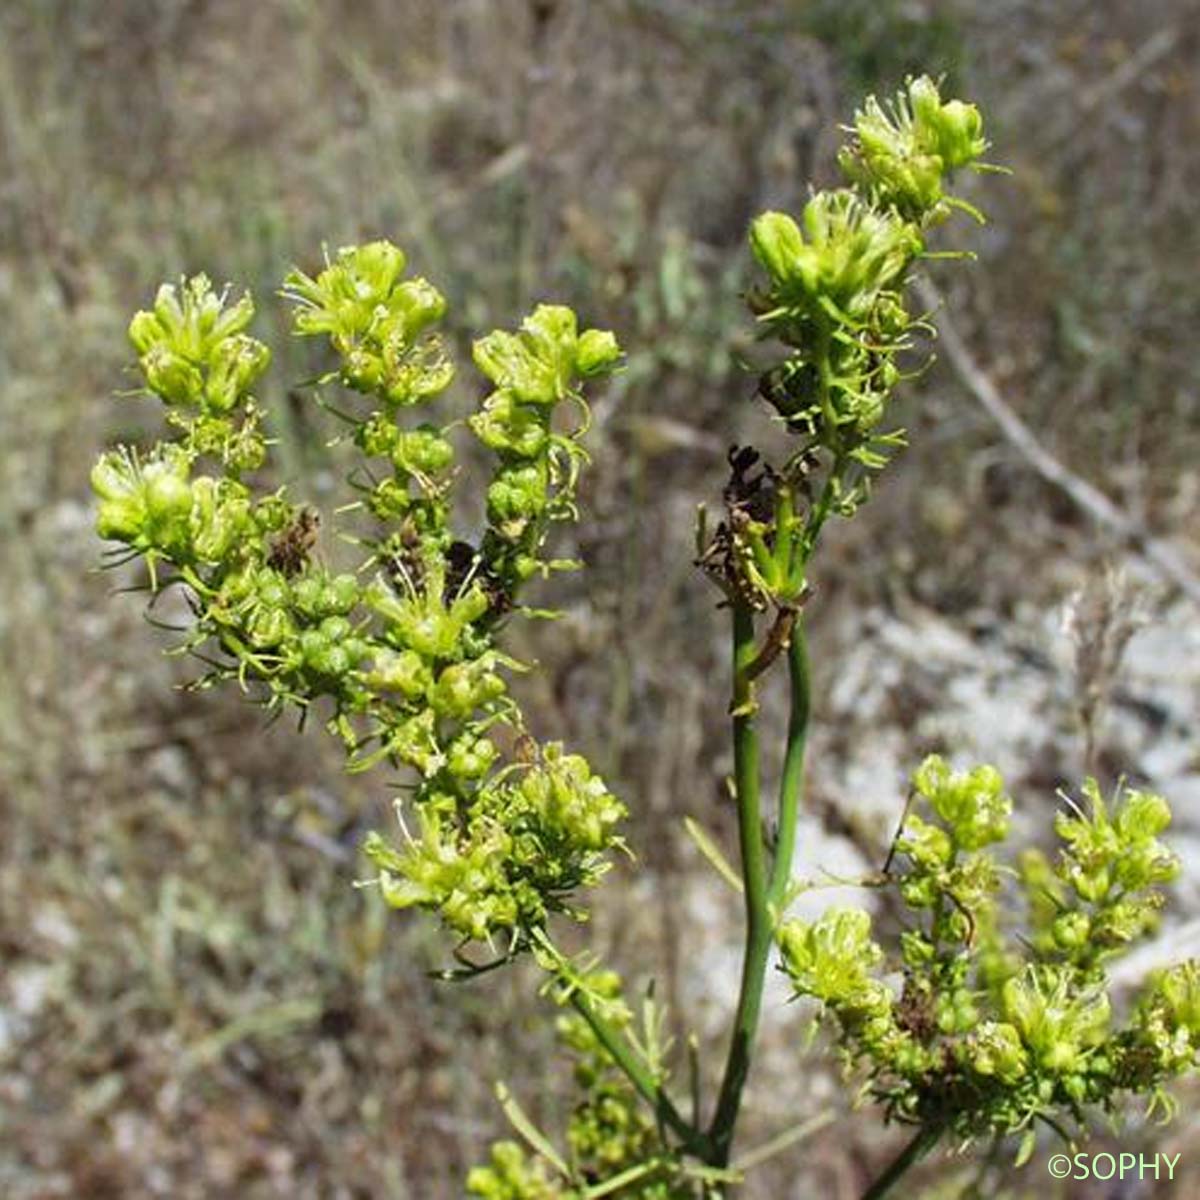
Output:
768,626,810,908
568,989,710,1158
708,601,771,1165
860,1125,942,1200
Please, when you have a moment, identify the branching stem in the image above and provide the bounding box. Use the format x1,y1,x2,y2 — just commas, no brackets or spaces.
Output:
860,1124,942,1200
708,603,810,1165
567,987,711,1158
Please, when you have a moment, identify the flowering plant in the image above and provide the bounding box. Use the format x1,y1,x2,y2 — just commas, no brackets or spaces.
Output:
94,77,1198,1198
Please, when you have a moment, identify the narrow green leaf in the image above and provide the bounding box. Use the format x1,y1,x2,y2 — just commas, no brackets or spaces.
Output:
684,816,744,893
1015,1128,1037,1168
494,1082,570,1179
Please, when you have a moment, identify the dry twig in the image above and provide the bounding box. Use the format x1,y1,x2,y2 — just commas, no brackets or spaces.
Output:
917,278,1200,608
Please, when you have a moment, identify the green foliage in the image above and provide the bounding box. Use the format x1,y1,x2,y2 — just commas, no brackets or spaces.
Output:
778,760,1196,1145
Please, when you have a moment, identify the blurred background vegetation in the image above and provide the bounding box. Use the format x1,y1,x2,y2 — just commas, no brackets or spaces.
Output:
2,1,1198,1196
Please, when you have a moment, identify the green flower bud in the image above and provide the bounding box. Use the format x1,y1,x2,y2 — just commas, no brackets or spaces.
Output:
318,615,351,644
357,240,408,294
389,276,447,339
189,476,251,562
1052,911,1091,950
469,391,550,459
204,333,270,413
936,989,978,1035
298,627,327,660
487,464,548,534
308,641,351,678
142,345,204,406
393,425,454,476
363,648,430,698
575,327,621,377
356,413,400,458
900,874,939,909
291,575,323,616
128,308,162,355
366,478,412,520
750,211,807,285
91,452,147,542
327,574,360,615
142,458,193,549
343,346,384,393
447,733,499,781
256,568,290,610
897,813,952,869
900,930,935,967
430,661,505,718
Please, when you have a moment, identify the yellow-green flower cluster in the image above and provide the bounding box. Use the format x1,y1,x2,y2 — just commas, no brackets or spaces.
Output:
467,1142,563,1200
777,759,1199,1144
1124,962,1200,1083
470,304,621,587
127,274,271,471
1022,780,1179,973
283,240,453,407
838,75,989,221
93,243,625,952
701,77,993,622
748,75,989,458
364,745,626,942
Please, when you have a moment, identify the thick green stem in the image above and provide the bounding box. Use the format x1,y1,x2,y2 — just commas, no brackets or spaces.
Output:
708,602,772,1164
562,612,811,1171
769,627,809,908
568,989,710,1158
707,610,811,1165
860,1125,942,1200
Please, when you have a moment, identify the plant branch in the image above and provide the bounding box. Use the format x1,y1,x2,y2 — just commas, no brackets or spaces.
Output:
860,1124,942,1200
708,601,771,1164
567,988,709,1158
768,624,810,909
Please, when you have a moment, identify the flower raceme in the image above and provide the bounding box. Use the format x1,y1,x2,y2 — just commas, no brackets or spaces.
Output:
838,74,990,221
778,758,1197,1146
702,76,994,630
93,242,625,952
